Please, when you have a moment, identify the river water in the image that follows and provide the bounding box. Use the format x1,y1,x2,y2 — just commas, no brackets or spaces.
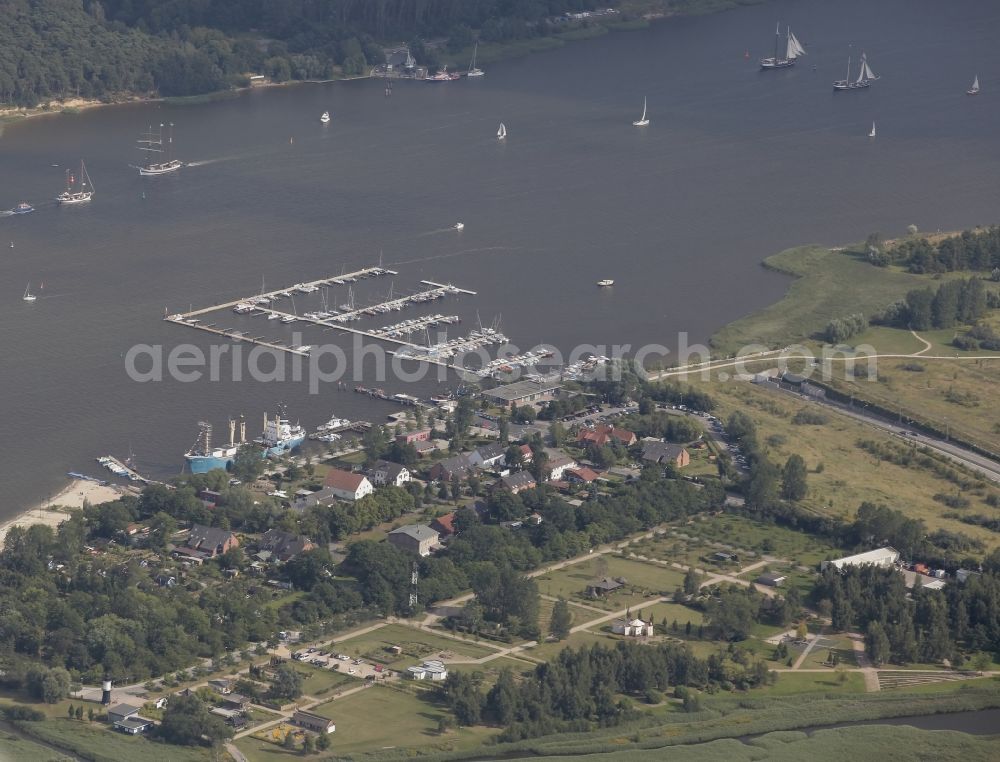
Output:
1,0,999,515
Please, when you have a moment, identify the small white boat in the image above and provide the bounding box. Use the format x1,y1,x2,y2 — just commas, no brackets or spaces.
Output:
320,111,330,123
454,222,464,231
967,75,980,95
633,97,649,127
597,279,614,287
56,160,94,204
868,121,876,138
497,122,507,140
267,313,281,320
23,283,36,302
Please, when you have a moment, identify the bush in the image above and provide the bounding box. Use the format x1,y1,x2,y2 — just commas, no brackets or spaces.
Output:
643,688,663,705
792,409,829,426
3,705,45,721
953,335,980,351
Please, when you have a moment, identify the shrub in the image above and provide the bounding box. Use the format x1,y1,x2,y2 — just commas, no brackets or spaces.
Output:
792,409,829,426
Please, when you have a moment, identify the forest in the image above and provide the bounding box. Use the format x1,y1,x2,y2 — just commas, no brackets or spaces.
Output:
1,0,616,106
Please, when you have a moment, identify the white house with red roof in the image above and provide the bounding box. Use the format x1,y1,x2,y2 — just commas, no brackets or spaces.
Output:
323,468,374,501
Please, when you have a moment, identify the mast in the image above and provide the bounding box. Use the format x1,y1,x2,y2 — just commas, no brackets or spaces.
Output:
774,21,780,62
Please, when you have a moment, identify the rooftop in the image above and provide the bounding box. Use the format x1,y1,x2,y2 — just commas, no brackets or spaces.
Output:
324,468,369,492
389,524,439,542
482,379,562,402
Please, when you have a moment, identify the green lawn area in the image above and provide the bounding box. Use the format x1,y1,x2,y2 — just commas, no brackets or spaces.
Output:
523,629,617,662
534,556,685,611
642,601,704,631
537,597,595,638
750,671,867,696
333,623,498,667
802,634,859,669
0,728,70,760
304,685,496,754
12,718,211,762
292,662,359,697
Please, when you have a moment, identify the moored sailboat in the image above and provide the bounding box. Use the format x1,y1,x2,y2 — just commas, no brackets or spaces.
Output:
137,123,183,175
632,97,649,127
467,42,484,77
967,75,980,95
760,23,806,69
833,52,879,91
55,160,94,204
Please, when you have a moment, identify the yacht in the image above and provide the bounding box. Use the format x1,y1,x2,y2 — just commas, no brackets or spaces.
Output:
633,97,649,127
868,121,876,138
833,52,879,91
55,160,94,204
137,123,183,175
23,283,37,302
967,75,980,95
13,202,34,214
760,23,806,69
597,279,614,287
320,111,330,123
454,222,465,231
497,122,507,140
424,66,460,82
467,42,485,77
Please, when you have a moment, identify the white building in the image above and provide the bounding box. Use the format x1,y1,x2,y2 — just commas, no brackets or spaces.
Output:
323,469,374,501
611,617,654,637
407,659,448,680
365,460,411,488
821,547,900,572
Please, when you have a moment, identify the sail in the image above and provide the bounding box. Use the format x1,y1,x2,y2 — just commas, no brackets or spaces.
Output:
497,122,506,138
972,75,980,91
862,60,877,81
786,31,806,59
640,97,647,121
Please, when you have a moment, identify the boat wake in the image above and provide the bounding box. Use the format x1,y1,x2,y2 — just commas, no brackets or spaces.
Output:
393,245,524,266
0,210,14,217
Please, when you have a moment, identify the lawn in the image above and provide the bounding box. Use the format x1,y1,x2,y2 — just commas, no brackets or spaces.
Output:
332,623,498,667
12,718,212,762
642,601,704,631
801,634,859,669
305,684,495,754
0,728,71,761
692,378,1000,548
293,662,358,697
524,629,619,662
534,556,685,611
750,671,867,696
537,597,595,638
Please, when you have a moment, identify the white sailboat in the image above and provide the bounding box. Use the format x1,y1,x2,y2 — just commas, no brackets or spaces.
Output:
467,42,484,77
497,122,507,140
632,96,649,127
967,75,980,95
137,123,183,175
22,283,36,302
833,52,879,91
320,111,331,123
869,121,876,138
760,23,806,69
56,160,94,204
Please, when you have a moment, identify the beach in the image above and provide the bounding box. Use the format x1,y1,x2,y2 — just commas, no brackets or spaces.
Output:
0,478,125,544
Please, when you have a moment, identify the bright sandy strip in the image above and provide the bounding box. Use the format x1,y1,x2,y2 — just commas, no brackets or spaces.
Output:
0,479,125,544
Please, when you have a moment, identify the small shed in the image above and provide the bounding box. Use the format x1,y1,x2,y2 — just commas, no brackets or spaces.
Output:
755,571,787,587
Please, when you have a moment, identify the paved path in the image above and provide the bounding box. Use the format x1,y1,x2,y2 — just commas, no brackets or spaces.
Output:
849,632,880,692
792,634,821,670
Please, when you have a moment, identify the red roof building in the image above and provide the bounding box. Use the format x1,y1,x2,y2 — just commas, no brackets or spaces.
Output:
577,424,636,448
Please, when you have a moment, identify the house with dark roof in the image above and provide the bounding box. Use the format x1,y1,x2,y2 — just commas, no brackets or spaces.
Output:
387,524,440,556
365,460,411,488
482,379,563,405
258,529,316,563
586,577,624,597
640,440,690,468
578,424,637,448
429,454,473,482
499,470,537,494
178,524,238,560
323,469,374,501
755,571,787,587
470,443,506,469
293,709,336,734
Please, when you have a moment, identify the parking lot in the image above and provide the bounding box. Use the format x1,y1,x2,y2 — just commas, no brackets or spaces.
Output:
293,648,393,681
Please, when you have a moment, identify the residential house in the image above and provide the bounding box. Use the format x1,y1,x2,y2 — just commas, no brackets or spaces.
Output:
396,428,432,445
406,659,449,680
365,460,411,488
586,577,624,597
292,710,336,734
429,454,473,482
221,694,251,711
323,469,374,501
470,443,506,469
499,470,537,494
611,617,654,637
115,716,153,735
177,524,239,560
107,703,141,725
577,424,637,448
413,440,439,458
544,455,578,482
207,679,234,695
565,466,600,484
258,529,316,563
519,443,534,463
387,524,440,556
154,572,177,588
640,440,691,468
430,512,457,538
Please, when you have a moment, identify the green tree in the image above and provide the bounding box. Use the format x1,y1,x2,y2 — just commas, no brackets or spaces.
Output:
683,567,702,596
866,620,891,667
549,597,572,640
157,694,232,746
747,459,780,511
316,733,331,751
268,665,303,701
781,454,808,501
232,444,263,483
40,668,70,704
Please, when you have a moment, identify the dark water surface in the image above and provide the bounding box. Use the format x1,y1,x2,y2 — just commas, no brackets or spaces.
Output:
1,0,999,514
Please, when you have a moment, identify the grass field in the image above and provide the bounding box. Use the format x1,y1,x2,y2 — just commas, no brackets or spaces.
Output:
293,662,359,697
709,244,971,355
12,718,212,762
695,379,1000,548
333,623,497,666
524,629,618,662
534,556,685,610
750,671,867,696
0,728,73,761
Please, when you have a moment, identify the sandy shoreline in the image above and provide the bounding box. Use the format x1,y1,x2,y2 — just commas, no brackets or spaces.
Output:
0,479,125,544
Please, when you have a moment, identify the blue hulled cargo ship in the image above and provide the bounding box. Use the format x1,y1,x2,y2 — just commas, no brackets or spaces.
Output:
184,417,245,474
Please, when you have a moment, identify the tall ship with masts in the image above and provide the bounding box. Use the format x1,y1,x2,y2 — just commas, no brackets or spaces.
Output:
833,52,879,91
184,417,246,473
759,23,806,69
136,122,183,175
55,160,94,204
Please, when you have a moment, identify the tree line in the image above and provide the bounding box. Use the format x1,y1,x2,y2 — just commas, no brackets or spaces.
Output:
880,226,1000,274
